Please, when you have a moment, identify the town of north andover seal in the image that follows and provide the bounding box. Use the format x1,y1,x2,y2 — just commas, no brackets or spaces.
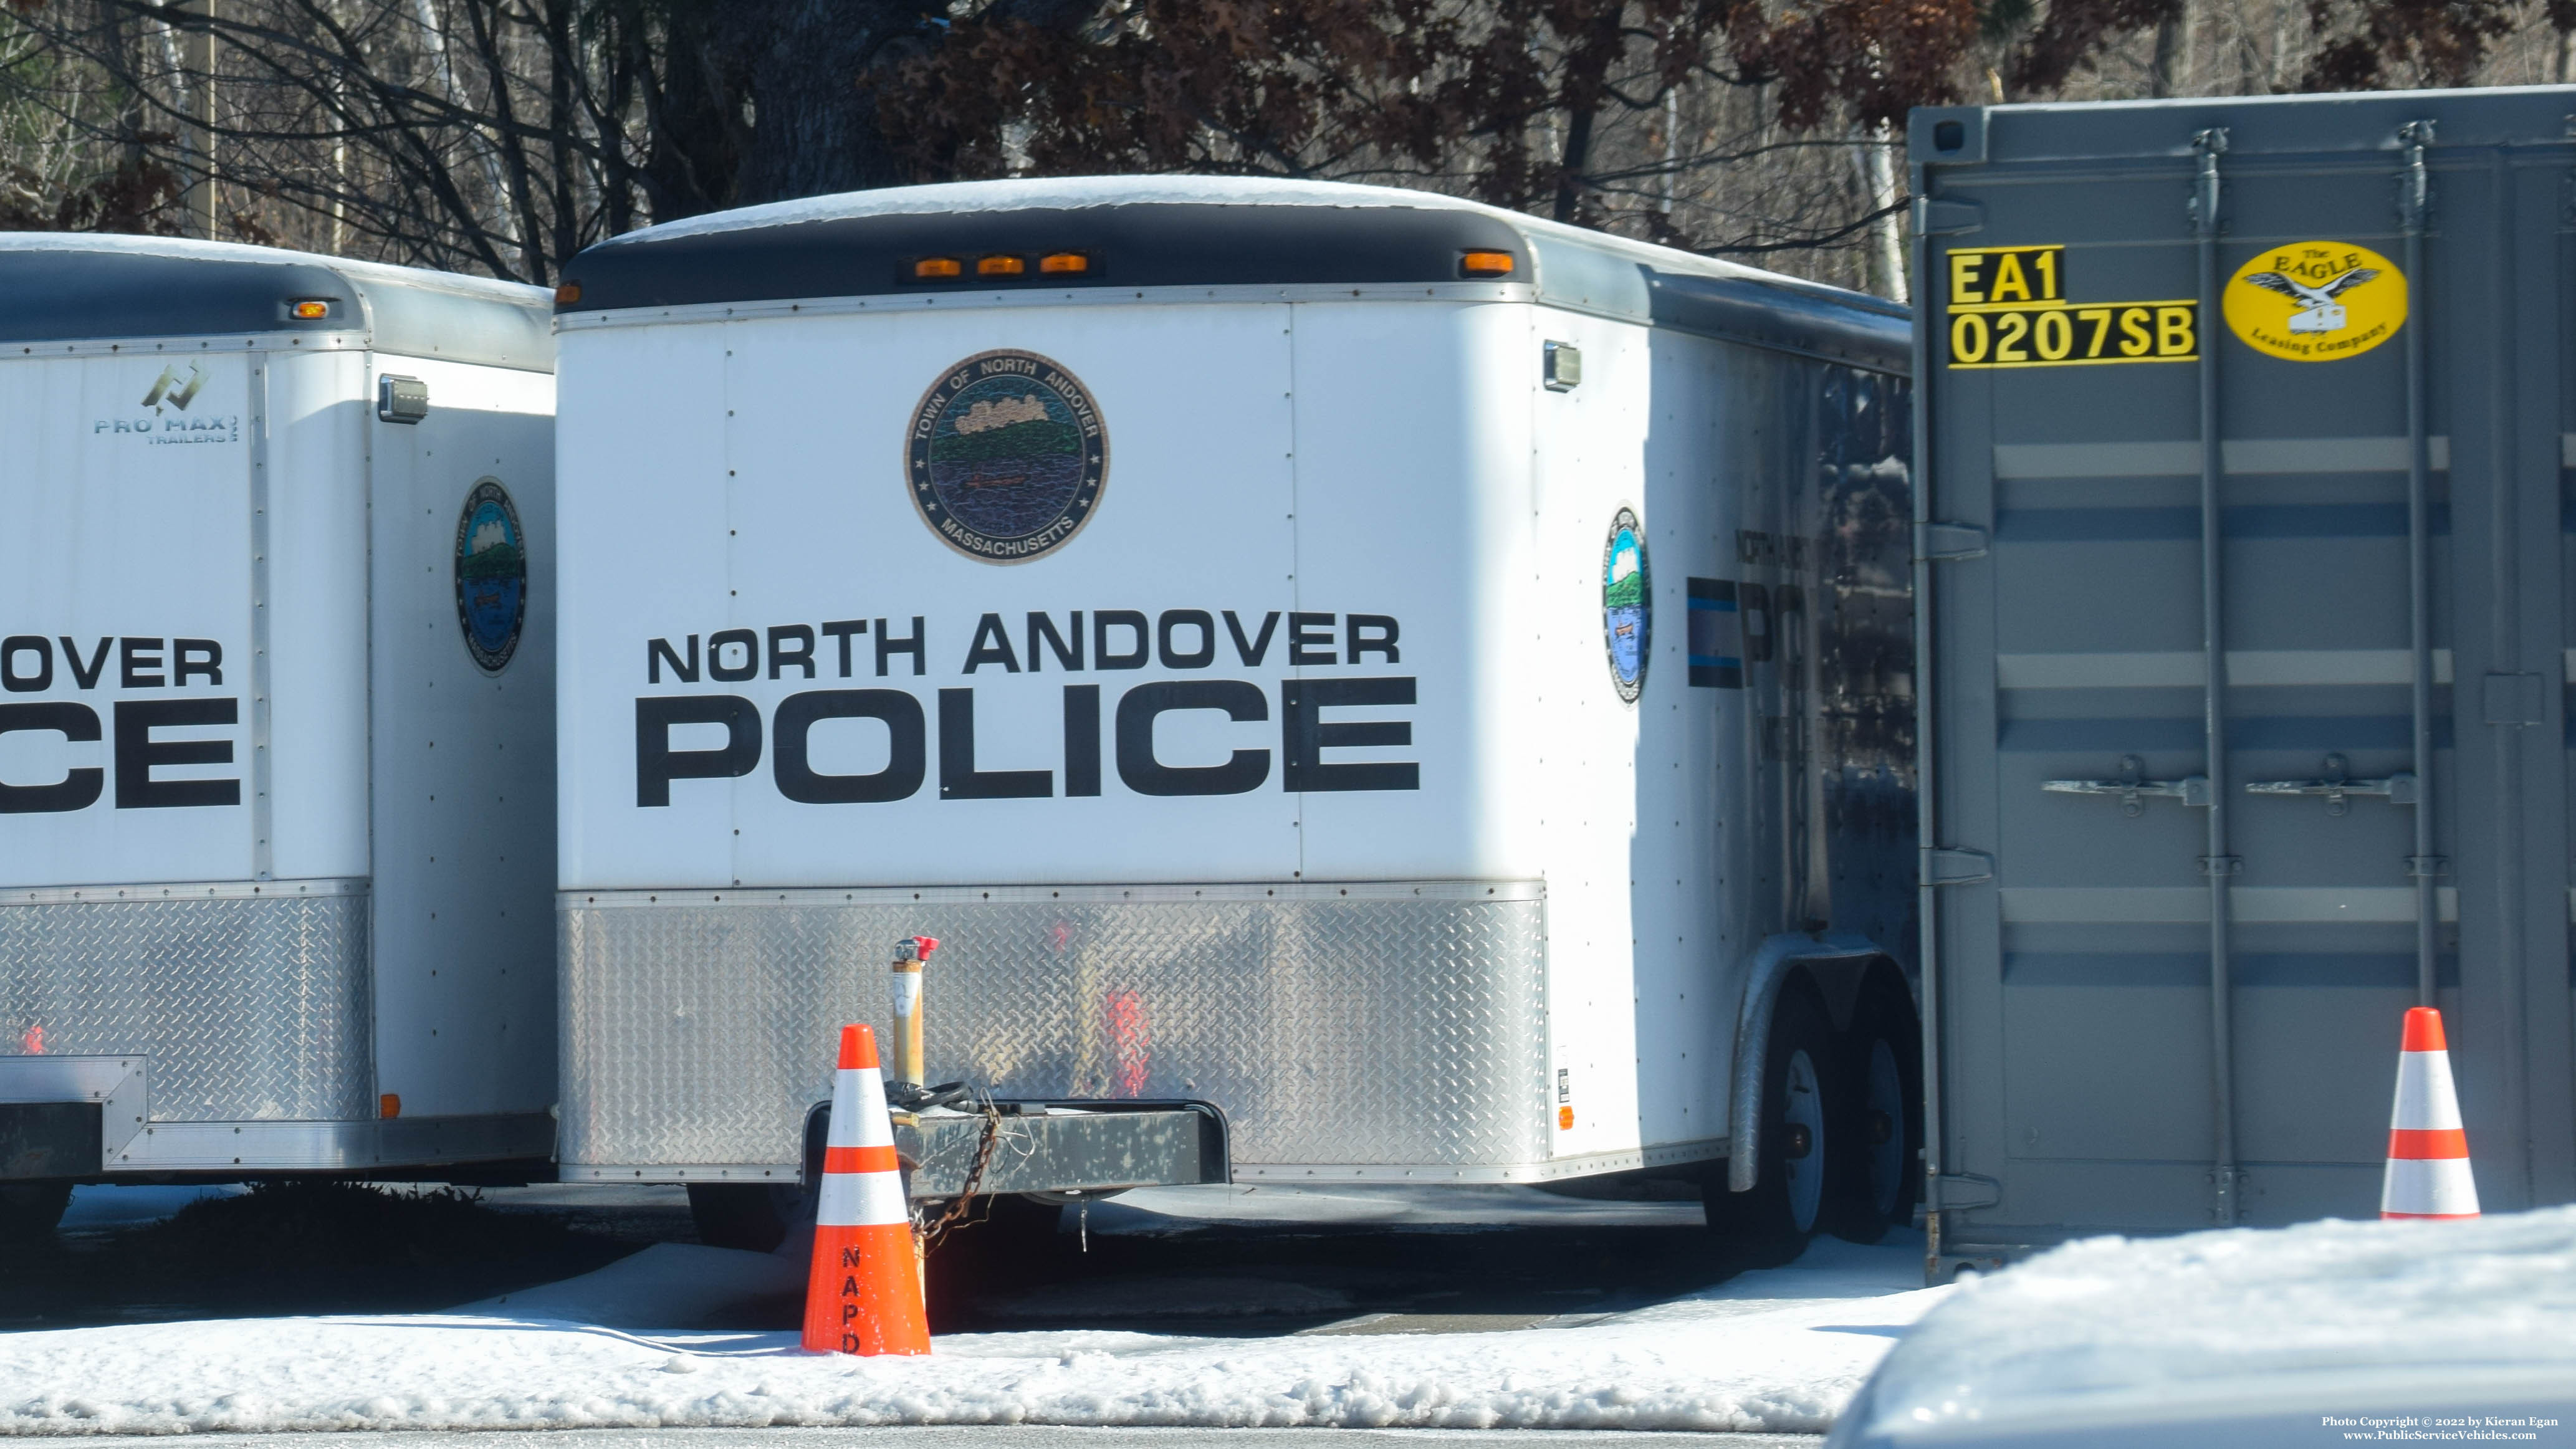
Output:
1603,506,1650,702
454,478,527,673
906,350,1107,563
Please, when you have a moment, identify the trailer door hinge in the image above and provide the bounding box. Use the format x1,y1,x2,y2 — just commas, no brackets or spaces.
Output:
1925,848,1994,886
1917,522,1988,562
1914,198,1984,236
1930,1173,2001,1211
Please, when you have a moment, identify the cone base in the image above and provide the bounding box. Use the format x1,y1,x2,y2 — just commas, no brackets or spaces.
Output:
802,1221,930,1357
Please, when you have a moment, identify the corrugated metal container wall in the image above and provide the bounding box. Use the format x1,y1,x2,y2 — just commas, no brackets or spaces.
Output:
1908,87,2576,1270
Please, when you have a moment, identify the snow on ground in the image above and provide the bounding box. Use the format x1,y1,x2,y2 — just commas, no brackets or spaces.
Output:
0,1232,1942,1435
1829,1208,2576,1448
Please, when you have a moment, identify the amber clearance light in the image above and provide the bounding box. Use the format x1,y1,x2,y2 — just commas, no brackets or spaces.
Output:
913,257,964,280
977,254,1027,277
1460,250,1516,278
289,299,332,320
553,282,582,306
1040,252,1091,275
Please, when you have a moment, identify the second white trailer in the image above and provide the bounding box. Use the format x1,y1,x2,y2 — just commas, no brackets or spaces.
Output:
0,237,557,1237
550,178,1917,1253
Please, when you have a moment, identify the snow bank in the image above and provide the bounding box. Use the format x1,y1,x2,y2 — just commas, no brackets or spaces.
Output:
0,1237,1943,1435
1831,1208,2576,1447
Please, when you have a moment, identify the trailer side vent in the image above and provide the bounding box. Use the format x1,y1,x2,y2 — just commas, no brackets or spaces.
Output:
1543,341,1582,391
377,375,429,425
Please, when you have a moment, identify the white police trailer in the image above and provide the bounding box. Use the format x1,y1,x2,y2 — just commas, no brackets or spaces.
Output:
0,237,557,1237
550,178,1918,1257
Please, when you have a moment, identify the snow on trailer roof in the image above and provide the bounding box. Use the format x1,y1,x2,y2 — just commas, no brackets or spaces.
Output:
557,176,1910,375
0,233,553,370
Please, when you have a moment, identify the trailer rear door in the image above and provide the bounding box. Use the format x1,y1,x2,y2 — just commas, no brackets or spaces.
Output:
1912,90,2576,1263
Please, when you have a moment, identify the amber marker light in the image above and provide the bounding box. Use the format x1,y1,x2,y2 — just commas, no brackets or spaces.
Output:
1460,250,1516,278
380,1093,401,1119
1040,252,1090,275
553,282,582,305
290,299,332,320
913,257,964,280
977,254,1028,277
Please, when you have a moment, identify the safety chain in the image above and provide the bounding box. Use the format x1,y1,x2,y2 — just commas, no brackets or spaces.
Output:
914,1097,1007,1255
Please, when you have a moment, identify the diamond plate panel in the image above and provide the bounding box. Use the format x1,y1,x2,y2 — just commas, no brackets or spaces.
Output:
0,887,372,1121
559,885,1548,1172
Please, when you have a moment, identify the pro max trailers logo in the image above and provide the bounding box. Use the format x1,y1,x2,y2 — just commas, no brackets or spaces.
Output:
906,351,1106,564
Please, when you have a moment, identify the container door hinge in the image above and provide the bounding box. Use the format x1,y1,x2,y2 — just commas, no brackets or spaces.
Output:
1925,848,1994,886
1930,1173,2001,1211
2042,755,2210,816
1916,522,1988,562
1913,198,1983,236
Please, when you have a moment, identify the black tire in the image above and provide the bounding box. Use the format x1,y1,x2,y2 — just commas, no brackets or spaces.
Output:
0,1180,73,1242
1705,988,1840,1266
686,1182,805,1253
1829,980,1923,1245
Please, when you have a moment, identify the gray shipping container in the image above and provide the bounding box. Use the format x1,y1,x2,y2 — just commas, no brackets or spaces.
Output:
1908,86,2576,1273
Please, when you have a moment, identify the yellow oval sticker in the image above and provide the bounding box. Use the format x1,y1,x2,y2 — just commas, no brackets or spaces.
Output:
2223,241,2407,362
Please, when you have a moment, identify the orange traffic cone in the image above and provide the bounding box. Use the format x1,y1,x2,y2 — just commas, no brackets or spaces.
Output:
2381,1007,2479,1221
801,1023,932,1355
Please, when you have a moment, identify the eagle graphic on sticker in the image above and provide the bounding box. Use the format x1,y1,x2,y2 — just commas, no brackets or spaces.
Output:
1603,507,1649,702
2223,242,2407,362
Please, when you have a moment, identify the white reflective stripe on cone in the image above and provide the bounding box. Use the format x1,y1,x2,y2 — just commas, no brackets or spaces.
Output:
816,1169,912,1228
2382,1155,2480,1217
2391,1051,2464,1130
829,1066,896,1149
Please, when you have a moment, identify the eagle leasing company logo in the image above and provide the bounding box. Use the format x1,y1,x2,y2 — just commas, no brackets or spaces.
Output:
906,350,1107,564
1943,245,2197,370
2223,242,2406,362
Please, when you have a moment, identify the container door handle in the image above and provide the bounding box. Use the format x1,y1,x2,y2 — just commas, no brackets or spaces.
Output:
2243,752,2416,817
2042,754,2211,816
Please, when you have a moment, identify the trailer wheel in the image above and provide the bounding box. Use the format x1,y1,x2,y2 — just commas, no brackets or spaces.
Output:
1829,982,1923,1244
1704,988,1837,1265
0,1180,72,1241
686,1182,805,1253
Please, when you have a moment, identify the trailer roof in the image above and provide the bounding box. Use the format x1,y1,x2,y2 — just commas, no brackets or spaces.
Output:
0,234,553,370
556,177,1908,374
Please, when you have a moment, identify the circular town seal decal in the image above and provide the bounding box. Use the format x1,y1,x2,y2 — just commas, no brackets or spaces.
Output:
2222,241,2407,363
906,350,1107,563
453,479,527,673
1602,507,1649,702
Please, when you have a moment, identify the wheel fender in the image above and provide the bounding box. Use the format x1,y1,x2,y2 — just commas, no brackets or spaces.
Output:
1726,931,1886,1194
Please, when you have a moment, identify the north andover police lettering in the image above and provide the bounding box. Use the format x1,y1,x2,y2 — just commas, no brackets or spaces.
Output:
634,610,1416,805
0,634,239,813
